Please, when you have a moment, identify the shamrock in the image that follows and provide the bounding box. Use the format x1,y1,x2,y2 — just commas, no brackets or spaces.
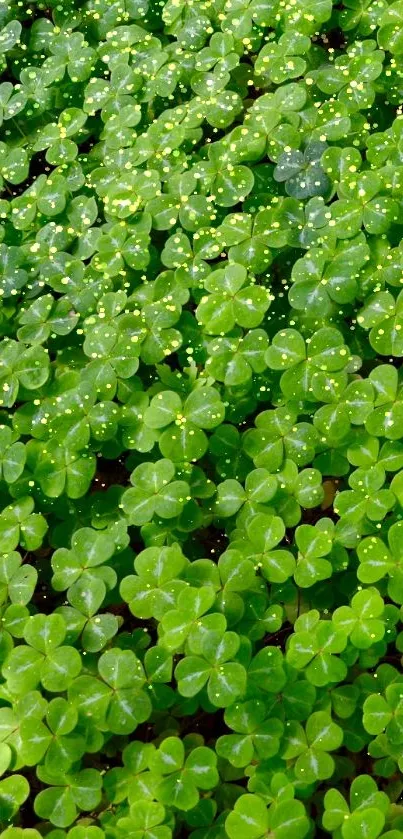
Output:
333,588,385,649
214,467,277,517
289,235,369,315
82,315,142,391
117,800,172,839
11,174,70,230
334,464,395,525
45,32,96,82
243,406,320,470
0,339,50,408
149,737,219,810
270,460,325,525
0,80,26,127
377,2,403,54
20,697,85,773
120,544,187,620
0,425,25,484
363,683,403,744
193,146,253,209
36,383,120,449
218,0,278,36
216,699,284,767
0,776,29,823
33,441,96,499
274,142,330,200
359,289,403,357
144,387,225,462
338,0,388,35
323,775,390,837
145,169,212,233
56,576,119,653
314,378,375,445
206,329,268,387
0,243,28,299
175,627,247,707
0,497,47,553
357,522,403,604
365,364,403,441
225,793,309,839
124,282,187,365
185,547,258,625
32,108,87,166
3,0,403,834
0,142,29,189
216,203,300,273
119,392,159,452
194,32,240,75
196,263,271,335
286,611,348,686
0,551,37,606
281,711,343,782
2,613,82,694
103,740,156,806
51,527,116,595
265,327,351,401
121,459,190,525
311,40,384,111
33,767,102,828
83,63,142,117
255,32,311,86
247,646,287,695
159,586,217,651
92,215,152,274
229,512,295,584
293,521,334,588
330,171,399,238
17,293,79,346
68,648,151,735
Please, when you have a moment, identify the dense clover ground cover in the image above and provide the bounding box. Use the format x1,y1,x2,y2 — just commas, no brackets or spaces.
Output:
3,1,403,838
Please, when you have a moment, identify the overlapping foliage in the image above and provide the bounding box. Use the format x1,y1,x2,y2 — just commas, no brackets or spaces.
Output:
1,0,403,836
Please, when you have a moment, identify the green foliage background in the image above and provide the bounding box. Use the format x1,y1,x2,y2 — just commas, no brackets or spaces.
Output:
1,0,403,836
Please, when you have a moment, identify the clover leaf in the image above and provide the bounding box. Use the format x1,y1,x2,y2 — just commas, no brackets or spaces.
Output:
230,512,295,584
121,459,190,525
243,407,319,470
286,614,348,686
144,388,225,462
274,142,330,200
33,768,102,828
68,648,151,735
0,497,47,553
20,697,85,773
265,327,351,401
226,794,309,839
333,589,385,649
2,613,82,694
120,544,187,620
323,775,389,835
149,737,219,811
117,800,172,839
294,521,333,588
196,263,271,335
51,528,116,594
175,627,247,707
283,711,343,783
217,699,284,767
